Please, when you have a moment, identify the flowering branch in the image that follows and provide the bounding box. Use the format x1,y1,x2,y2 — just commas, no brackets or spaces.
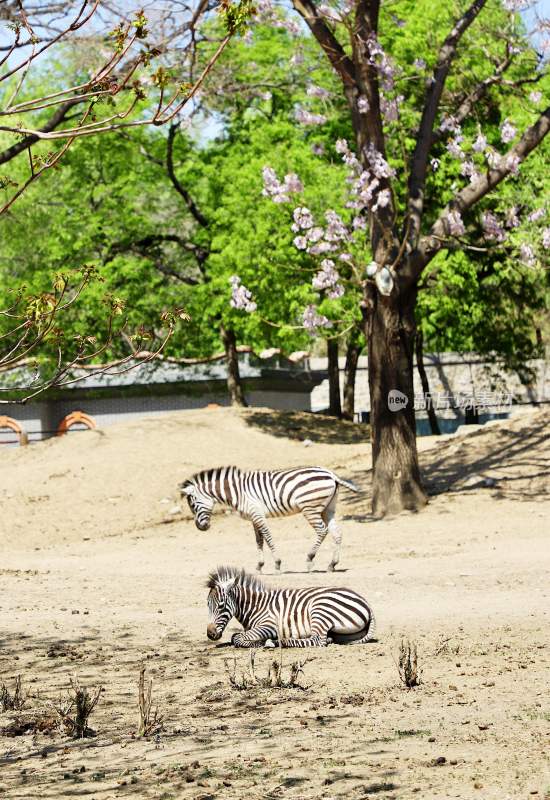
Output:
407,0,488,246
426,106,550,261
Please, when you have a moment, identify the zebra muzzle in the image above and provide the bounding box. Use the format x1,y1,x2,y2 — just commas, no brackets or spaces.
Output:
207,623,221,640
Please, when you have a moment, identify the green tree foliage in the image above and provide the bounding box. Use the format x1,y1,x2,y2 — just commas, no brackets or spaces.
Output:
1,6,547,379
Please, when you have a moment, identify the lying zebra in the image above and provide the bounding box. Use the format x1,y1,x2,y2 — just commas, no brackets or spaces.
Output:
180,465,360,573
206,566,376,648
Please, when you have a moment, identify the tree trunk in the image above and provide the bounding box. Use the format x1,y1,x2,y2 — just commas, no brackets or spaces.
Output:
220,325,248,408
364,284,428,517
326,338,342,418
415,330,441,436
342,329,363,421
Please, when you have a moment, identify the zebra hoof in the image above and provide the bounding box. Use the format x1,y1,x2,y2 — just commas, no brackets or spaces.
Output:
256,564,264,574
327,562,336,572
306,560,313,572
274,561,282,573
264,639,276,649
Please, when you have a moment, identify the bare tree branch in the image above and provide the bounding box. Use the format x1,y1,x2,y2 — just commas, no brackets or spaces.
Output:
0,3,237,212
290,0,356,87
166,123,209,228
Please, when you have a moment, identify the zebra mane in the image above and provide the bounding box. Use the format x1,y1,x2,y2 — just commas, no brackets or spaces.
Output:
206,565,268,592
189,466,242,483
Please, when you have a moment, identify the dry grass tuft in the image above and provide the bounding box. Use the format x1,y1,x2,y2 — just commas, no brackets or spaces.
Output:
224,650,310,691
137,664,164,737
0,676,27,712
53,677,102,738
397,639,422,688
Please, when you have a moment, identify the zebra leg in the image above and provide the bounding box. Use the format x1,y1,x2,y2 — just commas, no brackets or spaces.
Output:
252,516,281,572
279,633,330,648
302,509,329,572
325,513,342,572
253,525,265,573
231,628,269,648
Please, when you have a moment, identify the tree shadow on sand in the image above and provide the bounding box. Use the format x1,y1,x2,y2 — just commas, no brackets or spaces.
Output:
241,409,370,445
421,412,549,500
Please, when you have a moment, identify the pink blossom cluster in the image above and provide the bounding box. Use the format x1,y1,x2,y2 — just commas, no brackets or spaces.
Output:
302,304,332,334
447,209,466,237
253,0,301,35
262,167,303,203
365,34,402,123
357,95,370,114
506,207,520,228
335,138,394,221
307,84,331,100
440,115,462,135
446,135,464,160
229,276,257,313
295,106,328,126
291,206,350,256
519,243,536,267
312,259,345,298
527,207,545,223
500,119,517,144
481,211,506,243
472,133,487,153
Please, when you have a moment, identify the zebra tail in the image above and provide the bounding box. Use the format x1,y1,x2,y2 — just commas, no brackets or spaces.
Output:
334,475,361,493
330,611,376,644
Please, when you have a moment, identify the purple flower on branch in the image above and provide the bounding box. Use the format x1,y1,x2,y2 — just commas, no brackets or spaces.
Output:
324,209,349,241
503,153,521,175
446,136,465,160
312,259,341,291
293,206,315,230
519,243,536,267
307,84,331,99
500,119,517,144
262,167,302,203
481,211,506,242
307,226,324,243
527,207,545,223
295,107,327,126
229,276,257,313
302,304,332,334
284,173,303,193
472,133,487,153
447,209,466,237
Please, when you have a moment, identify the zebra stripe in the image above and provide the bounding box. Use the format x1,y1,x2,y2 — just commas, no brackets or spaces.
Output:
206,566,376,648
180,466,361,573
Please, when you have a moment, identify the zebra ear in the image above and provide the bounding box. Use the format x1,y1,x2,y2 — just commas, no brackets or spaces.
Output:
221,577,237,591
180,483,194,496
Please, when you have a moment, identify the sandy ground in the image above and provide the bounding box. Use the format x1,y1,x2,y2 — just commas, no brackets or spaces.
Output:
0,406,549,800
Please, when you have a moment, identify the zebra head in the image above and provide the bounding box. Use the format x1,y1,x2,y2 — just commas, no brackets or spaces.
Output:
206,575,237,641
180,480,214,531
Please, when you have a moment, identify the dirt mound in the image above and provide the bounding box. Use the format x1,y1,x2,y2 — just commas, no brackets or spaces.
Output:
2,407,547,550
0,407,369,550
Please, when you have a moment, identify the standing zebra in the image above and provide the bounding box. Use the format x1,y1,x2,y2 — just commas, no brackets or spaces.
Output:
180,465,360,573
206,566,376,648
